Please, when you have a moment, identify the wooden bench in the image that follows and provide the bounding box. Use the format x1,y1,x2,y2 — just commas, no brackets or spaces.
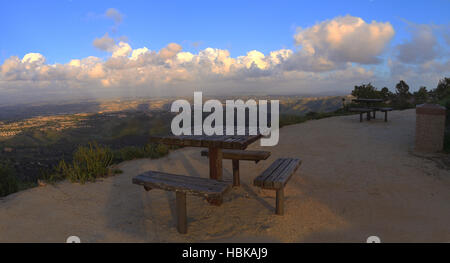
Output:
201,149,271,187
133,171,231,234
253,158,302,215
376,107,393,122
348,108,372,122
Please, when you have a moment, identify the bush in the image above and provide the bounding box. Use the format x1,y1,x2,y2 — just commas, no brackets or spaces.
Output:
47,142,169,184
0,163,18,197
351,83,382,99
114,143,169,162
54,142,114,184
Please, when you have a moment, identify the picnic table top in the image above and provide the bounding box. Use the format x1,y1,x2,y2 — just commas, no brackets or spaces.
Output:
149,133,262,150
352,98,384,103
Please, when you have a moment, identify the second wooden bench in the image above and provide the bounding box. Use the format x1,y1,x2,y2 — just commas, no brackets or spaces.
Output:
254,158,302,215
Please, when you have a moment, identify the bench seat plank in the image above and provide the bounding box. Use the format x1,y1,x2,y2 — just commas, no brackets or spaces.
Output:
348,107,371,112
254,158,302,190
133,171,231,199
201,149,271,161
378,107,393,111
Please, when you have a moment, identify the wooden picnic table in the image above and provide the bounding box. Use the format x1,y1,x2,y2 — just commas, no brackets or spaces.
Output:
352,98,383,107
352,98,385,120
150,133,262,181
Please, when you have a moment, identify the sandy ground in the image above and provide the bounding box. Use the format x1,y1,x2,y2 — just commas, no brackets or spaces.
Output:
0,109,449,243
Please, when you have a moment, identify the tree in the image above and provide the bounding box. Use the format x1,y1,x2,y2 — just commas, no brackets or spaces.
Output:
351,83,381,99
395,80,411,97
432,77,450,101
413,86,428,105
380,87,392,100
393,80,413,109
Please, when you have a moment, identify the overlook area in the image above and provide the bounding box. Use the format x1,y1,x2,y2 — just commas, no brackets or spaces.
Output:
0,109,448,242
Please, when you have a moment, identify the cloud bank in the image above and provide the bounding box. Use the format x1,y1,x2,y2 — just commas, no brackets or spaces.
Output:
0,15,449,104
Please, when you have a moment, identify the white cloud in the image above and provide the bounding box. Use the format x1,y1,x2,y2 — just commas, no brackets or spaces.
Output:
21,53,46,64
93,33,116,51
105,8,123,24
395,24,439,64
159,43,183,60
294,15,394,64
1,15,449,104
112,42,132,58
131,47,150,60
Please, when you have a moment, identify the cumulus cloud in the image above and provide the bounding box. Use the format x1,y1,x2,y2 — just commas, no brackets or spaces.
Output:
159,43,183,60
395,24,439,64
1,15,449,104
105,8,123,24
112,42,132,58
294,15,394,64
93,33,116,51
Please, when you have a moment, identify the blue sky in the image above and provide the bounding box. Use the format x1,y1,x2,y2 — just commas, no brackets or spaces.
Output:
0,0,449,104
1,0,448,63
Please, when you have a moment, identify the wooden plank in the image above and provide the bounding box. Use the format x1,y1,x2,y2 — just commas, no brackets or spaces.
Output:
149,133,262,150
262,159,292,188
137,173,227,193
132,172,230,199
137,171,227,191
253,158,285,187
201,149,271,161
348,108,371,113
272,159,301,189
253,158,302,190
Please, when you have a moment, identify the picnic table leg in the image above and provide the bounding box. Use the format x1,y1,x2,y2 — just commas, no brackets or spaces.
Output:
359,113,363,122
385,111,388,122
373,110,376,119
366,111,371,121
176,192,187,234
232,160,240,187
208,147,223,181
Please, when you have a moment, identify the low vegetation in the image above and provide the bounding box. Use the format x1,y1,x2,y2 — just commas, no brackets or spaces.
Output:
44,142,170,184
280,109,353,127
113,143,169,163
0,163,18,197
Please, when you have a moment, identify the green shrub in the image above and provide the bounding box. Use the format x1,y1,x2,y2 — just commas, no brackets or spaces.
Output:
0,163,19,197
443,132,450,153
114,143,169,162
54,142,113,184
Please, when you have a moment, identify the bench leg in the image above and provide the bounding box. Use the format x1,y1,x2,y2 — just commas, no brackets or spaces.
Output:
276,188,284,215
232,160,240,187
176,192,187,234
373,110,376,119
366,112,371,121
360,113,363,122
384,111,388,122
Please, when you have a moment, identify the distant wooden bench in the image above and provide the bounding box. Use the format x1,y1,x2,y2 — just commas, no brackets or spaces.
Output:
348,108,372,122
133,171,231,234
375,107,393,122
253,158,302,215
201,149,271,187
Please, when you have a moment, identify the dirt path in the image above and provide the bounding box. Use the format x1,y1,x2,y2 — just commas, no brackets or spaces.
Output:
1,109,449,242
